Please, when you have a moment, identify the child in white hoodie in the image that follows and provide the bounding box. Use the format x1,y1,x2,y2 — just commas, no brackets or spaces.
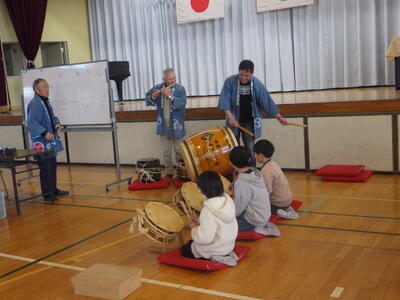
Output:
181,171,239,265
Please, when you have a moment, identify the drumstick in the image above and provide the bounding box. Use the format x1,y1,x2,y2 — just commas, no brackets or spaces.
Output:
237,125,255,136
287,122,308,128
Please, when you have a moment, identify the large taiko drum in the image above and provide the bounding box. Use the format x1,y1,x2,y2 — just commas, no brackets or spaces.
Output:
180,127,238,180
172,175,232,218
135,202,184,244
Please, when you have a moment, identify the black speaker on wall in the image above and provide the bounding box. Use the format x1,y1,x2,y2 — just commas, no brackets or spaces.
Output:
395,57,400,90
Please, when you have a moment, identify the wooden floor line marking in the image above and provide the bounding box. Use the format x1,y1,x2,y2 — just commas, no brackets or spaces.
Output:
295,193,400,202
0,253,85,271
0,254,262,299
0,234,139,286
0,219,131,279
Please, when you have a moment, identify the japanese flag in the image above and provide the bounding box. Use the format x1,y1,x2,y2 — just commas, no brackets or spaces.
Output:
256,0,314,12
176,0,224,24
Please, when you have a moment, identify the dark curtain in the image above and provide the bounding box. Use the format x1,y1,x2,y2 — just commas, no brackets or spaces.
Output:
5,0,48,69
0,38,10,113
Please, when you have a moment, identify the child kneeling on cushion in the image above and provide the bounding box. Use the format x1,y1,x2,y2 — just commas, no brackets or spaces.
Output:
254,139,299,220
229,146,280,236
181,170,239,266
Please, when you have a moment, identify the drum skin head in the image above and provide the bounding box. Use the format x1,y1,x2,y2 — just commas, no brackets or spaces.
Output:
181,182,205,212
180,175,232,212
145,203,184,233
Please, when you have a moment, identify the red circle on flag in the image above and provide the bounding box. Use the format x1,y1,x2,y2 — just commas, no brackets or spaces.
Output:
191,0,209,13
33,142,44,152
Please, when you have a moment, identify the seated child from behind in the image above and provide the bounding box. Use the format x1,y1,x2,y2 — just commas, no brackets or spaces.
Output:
229,146,280,236
180,170,239,266
254,139,299,220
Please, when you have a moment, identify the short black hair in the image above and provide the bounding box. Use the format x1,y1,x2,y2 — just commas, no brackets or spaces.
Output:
197,171,224,198
254,139,275,158
238,60,254,73
229,146,251,168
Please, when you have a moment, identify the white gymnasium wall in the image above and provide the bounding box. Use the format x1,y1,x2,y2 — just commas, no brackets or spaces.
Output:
1,117,397,171
261,118,305,169
0,125,24,149
308,115,393,171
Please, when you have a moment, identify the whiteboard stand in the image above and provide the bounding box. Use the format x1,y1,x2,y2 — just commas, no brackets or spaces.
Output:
104,94,132,191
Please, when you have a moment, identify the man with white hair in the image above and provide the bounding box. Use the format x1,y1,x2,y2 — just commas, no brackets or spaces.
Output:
145,69,187,177
27,78,69,201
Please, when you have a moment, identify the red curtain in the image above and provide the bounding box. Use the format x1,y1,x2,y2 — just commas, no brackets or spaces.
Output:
0,38,10,113
5,0,48,69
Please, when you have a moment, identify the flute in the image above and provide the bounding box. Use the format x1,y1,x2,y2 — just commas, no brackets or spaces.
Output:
151,83,176,98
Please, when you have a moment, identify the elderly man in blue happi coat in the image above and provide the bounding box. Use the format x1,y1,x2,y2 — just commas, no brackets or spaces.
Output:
145,68,187,177
218,60,288,166
27,79,69,201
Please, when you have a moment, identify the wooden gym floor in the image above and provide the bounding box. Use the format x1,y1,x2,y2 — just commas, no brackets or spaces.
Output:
0,164,399,300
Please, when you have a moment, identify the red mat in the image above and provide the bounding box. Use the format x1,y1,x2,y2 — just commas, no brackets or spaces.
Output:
322,170,373,182
237,200,303,240
172,177,191,188
315,164,365,177
128,177,170,191
157,244,250,271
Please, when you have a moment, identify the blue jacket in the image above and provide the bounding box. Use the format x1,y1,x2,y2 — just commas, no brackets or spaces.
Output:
145,83,187,139
218,75,280,139
27,94,64,158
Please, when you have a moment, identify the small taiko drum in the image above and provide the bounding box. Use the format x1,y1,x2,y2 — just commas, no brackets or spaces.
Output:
136,158,162,183
135,202,184,244
180,127,238,180
172,175,232,218
176,158,190,182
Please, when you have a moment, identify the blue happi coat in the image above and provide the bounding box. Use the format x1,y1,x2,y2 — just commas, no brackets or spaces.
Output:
218,75,280,139
27,94,64,158
145,83,187,139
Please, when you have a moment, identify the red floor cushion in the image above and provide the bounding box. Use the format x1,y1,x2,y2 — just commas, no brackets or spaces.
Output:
322,170,373,182
128,177,170,191
236,232,265,240
171,177,190,188
237,200,303,240
315,164,365,177
157,244,250,271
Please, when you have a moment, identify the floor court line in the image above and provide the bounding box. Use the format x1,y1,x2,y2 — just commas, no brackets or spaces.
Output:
0,254,263,300
0,219,131,279
298,210,400,221
277,222,400,236
0,234,139,286
295,193,400,202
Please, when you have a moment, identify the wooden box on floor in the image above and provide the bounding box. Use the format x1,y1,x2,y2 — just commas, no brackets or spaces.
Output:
71,264,142,300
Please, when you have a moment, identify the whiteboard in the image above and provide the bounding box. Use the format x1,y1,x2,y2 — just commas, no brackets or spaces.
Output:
22,61,112,126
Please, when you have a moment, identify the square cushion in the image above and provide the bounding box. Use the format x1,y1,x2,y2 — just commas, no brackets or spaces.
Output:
157,244,250,271
128,177,170,191
322,170,373,182
172,177,190,188
237,200,303,240
315,165,365,177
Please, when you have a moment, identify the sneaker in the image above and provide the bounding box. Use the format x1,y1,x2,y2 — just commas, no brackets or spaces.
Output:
210,255,237,266
277,207,299,220
55,189,69,196
255,222,281,237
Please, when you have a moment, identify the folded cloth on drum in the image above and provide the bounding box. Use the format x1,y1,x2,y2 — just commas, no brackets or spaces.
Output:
315,164,365,177
157,244,250,271
128,177,170,191
322,170,373,182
